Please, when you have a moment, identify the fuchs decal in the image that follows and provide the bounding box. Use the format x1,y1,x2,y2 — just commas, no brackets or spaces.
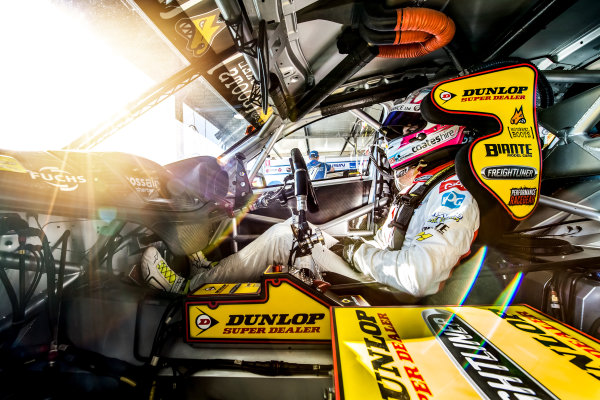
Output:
29,167,86,191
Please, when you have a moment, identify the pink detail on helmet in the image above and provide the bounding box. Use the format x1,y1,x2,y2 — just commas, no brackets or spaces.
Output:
387,125,466,169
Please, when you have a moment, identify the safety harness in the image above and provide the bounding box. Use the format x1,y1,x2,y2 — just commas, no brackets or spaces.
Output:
388,163,456,249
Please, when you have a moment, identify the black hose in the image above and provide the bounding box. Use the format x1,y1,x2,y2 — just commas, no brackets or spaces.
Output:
358,3,400,32
147,298,182,368
179,358,333,378
358,24,398,46
23,249,42,306
0,266,20,324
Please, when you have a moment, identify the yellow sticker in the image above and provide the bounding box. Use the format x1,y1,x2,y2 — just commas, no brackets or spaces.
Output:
431,65,541,220
331,305,600,400
186,278,330,342
0,155,28,173
191,282,262,296
181,8,226,57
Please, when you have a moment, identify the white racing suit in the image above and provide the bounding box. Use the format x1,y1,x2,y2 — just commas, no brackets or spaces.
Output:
353,164,479,297
190,163,479,298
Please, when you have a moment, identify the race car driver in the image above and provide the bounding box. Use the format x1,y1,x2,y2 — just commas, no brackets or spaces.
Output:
141,88,480,299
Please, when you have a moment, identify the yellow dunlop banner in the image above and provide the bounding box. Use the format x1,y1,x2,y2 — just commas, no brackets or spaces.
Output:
331,305,600,400
431,65,541,220
186,278,331,343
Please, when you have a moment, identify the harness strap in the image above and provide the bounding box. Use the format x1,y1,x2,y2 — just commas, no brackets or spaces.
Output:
389,164,456,249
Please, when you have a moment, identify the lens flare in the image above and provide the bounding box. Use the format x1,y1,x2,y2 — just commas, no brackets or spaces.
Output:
202,192,262,254
456,246,488,306
493,271,524,317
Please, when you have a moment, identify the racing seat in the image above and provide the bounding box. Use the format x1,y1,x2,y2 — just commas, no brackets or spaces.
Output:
418,60,556,305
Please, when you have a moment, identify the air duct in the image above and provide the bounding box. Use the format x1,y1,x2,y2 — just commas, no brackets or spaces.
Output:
359,6,455,58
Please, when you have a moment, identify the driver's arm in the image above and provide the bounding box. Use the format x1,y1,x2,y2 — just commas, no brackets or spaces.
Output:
352,189,479,297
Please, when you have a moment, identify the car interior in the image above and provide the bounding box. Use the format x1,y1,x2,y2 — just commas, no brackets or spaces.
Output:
0,0,599,398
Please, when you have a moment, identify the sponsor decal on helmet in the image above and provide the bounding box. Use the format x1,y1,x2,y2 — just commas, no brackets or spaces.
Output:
441,191,465,209
414,174,432,182
394,103,421,112
509,187,537,206
481,166,537,180
29,167,86,191
411,128,459,154
439,179,466,193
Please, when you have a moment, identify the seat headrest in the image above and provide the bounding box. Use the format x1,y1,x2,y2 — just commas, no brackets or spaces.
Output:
421,61,548,222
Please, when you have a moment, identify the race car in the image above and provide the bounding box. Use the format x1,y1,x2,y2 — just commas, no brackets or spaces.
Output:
0,0,599,399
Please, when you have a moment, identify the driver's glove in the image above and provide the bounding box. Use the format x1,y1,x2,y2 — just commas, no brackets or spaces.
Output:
330,237,363,267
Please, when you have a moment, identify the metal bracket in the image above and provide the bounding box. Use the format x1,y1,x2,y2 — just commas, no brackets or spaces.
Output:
224,17,258,58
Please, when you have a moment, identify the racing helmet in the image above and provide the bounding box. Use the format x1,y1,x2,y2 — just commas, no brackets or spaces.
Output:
383,88,468,171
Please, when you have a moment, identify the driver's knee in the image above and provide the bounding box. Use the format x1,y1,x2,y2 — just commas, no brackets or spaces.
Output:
262,222,294,241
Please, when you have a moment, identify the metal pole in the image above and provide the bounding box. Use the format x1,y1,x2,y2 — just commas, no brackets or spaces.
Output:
248,124,285,182
215,0,260,80
221,113,277,160
543,70,600,83
538,195,600,222
231,218,239,253
351,109,382,130
291,41,378,122
66,65,203,150
567,95,600,137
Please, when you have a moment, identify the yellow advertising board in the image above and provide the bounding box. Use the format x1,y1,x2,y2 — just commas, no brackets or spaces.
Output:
331,305,600,399
185,275,332,344
430,64,541,220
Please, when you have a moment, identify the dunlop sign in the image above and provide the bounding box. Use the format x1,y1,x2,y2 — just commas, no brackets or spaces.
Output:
331,305,600,400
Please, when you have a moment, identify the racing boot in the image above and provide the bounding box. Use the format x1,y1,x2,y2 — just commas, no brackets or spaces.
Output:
141,247,187,293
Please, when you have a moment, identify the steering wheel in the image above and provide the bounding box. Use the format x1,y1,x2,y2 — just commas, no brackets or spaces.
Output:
290,148,319,213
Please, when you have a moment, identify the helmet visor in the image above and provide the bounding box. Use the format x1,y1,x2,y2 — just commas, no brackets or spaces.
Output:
381,111,428,141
